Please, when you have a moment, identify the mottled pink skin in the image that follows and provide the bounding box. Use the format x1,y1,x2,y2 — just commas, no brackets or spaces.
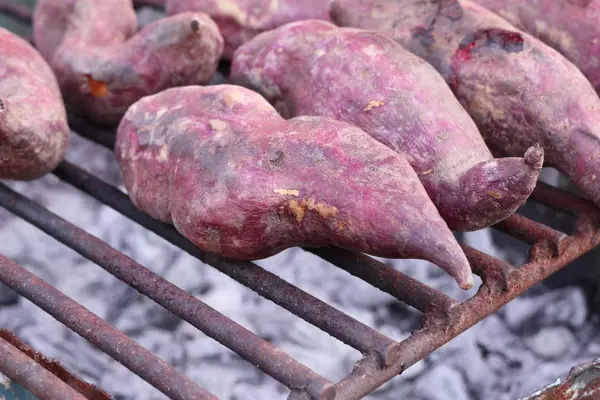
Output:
0,28,69,180
165,0,333,58
115,85,474,289
332,0,600,210
474,0,600,93
230,20,543,231
33,0,224,126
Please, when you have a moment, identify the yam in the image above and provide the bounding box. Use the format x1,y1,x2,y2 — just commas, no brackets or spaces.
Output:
230,20,543,231
116,84,474,289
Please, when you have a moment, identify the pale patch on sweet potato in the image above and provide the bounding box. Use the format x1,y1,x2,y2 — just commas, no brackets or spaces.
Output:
363,100,385,111
209,119,227,130
273,188,300,196
159,145,169,161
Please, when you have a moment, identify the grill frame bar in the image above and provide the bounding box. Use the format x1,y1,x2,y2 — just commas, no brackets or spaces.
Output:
0,329,111,400
1,2,600,399
0,335,89,400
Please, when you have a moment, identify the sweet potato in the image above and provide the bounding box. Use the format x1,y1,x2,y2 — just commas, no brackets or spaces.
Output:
0,28,69,180
332,0,600,210
33,0,224,126
473,0,600,93
115,84,474,289
230,20,543,231
165,0,333,59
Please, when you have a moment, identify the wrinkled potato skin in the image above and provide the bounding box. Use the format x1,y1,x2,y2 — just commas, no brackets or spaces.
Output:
474,0,600,93
230,20,543,231
33,0,224,126
166,0,333,58
0,28,69,180
332,0,600,209
116,85,473,289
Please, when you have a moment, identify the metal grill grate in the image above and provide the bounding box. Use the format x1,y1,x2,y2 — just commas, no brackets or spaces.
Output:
1,2,600,399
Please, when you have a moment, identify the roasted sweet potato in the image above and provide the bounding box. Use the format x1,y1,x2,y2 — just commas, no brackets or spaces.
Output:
115,85,474,289
230,20,543,231
473,0,600,93
0,28,69,180
332,0,600,210
33,0,224,126
165,0,333,58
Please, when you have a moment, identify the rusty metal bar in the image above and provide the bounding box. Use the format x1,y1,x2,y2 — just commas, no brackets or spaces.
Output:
308,248,457,315
462,245,516,291
493,214,570,257
0,0,31,24
0,329,111,400
67,114,116,150
523,359,600,399
51,161,401,367
333,218,600,399
0,183,335,400
0,254,218,400
134,0,166,8
0,336,88,400
531,182,598,217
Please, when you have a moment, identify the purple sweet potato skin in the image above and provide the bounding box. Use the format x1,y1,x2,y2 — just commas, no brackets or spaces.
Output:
230,20,543,231
0,28,69,180
115,85,473,289
332,0,600,210
474,0,600,93
165,0,333,58
33,0,224,126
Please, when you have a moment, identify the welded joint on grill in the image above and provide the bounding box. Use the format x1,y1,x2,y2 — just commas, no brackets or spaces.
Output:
528,235,572,262
493,213,571,258
462,245,517,292
287,382,336,400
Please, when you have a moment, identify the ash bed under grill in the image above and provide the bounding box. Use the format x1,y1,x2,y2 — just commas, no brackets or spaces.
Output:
1,1,600,399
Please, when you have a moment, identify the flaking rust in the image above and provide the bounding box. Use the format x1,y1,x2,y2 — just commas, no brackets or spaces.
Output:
522,359,600,400
0,329,111,400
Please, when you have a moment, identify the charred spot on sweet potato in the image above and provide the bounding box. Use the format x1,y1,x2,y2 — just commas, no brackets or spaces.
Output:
268,150,284,165
458,29,524,58
412,26,435,46
450,29,524,89
438,0,464,21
